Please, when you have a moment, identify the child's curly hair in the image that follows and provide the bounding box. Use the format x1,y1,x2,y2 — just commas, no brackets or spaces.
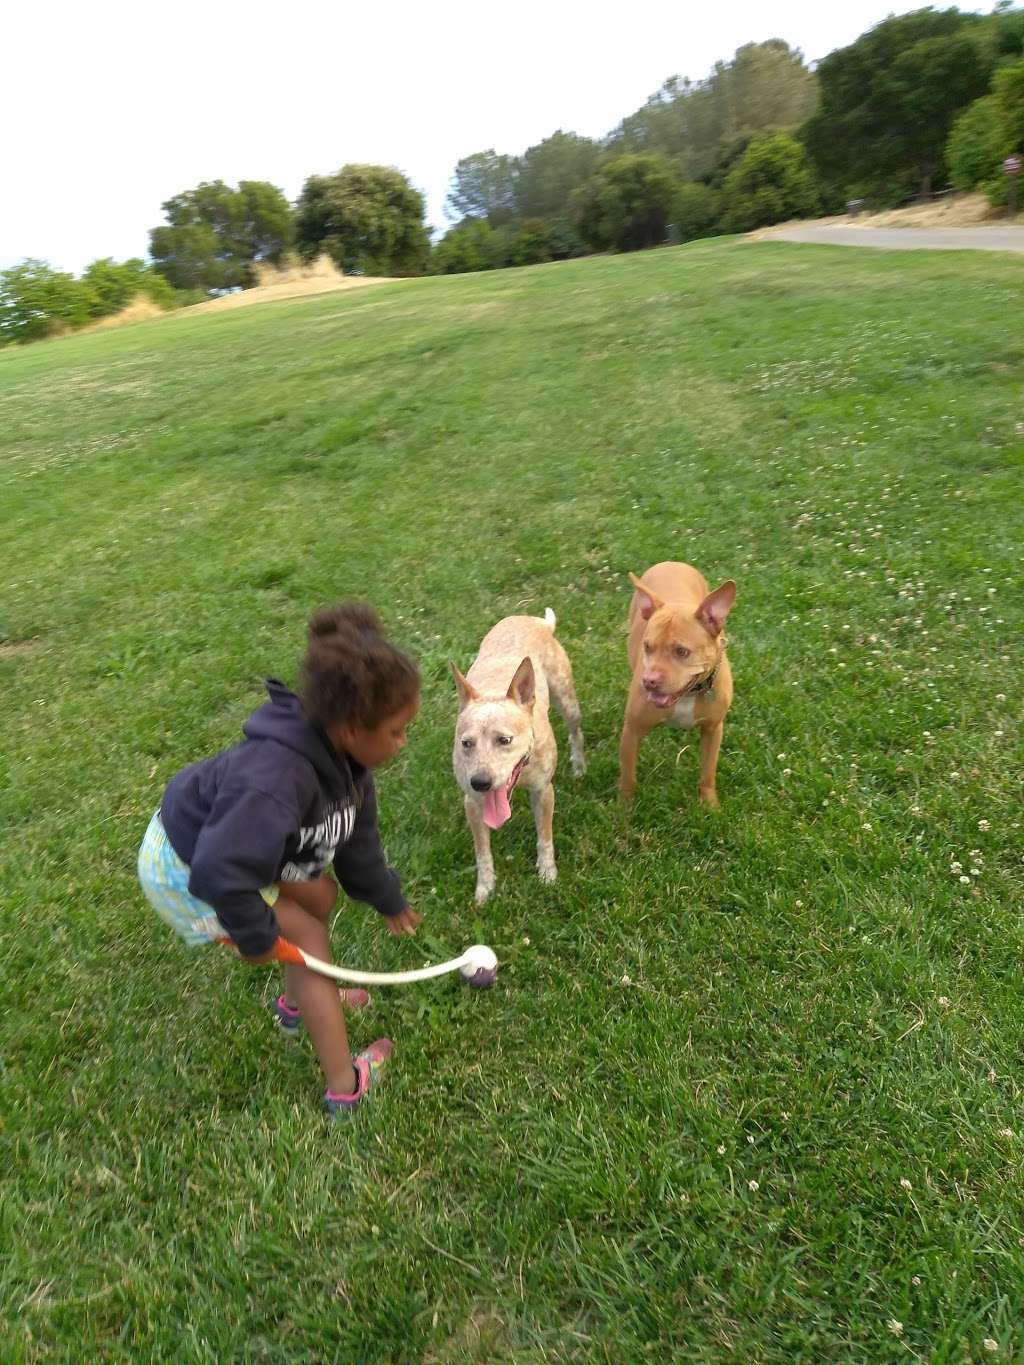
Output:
299,602,419,730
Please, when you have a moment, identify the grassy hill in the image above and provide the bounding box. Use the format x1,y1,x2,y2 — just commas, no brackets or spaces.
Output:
3,240,1023,1361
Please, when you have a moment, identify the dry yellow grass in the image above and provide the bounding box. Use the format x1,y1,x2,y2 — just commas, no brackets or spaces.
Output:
80,296,168,333
749,192,1001,240
850,191,998,228
185,254,397,315
76,256,399,336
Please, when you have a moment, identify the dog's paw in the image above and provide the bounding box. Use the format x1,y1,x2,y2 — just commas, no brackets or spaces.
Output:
698,789,720,809
474,873,496,905
571,756,587,778
537,859,557,885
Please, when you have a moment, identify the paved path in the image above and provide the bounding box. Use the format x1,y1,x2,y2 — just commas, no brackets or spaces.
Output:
767,225,1024,254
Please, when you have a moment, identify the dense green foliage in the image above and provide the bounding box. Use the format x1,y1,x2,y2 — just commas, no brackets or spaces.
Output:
150,179,294,292
295,164,431,277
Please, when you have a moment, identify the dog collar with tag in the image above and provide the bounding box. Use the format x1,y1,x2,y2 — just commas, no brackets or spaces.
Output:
690,665,718,696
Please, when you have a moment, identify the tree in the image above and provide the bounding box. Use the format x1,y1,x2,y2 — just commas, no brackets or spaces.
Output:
946,96,1003,188
719,134,820,232
573,153,681,252
150,222,227,292
514,131,601,220
445,150,518,224
804,9,992,201
149,179,293,292
0,260,98,343
295,165,430,276
609,42,817,182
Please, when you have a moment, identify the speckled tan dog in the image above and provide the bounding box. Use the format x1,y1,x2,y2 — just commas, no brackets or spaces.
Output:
452,609,585,905
619,563,736,807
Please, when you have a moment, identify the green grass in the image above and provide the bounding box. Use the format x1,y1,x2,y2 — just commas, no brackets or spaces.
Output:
2,239,1023,1362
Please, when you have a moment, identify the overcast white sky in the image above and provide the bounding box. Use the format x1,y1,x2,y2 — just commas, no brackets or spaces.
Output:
1,0,999,274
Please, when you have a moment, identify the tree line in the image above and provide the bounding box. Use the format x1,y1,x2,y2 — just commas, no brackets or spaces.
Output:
3,6,1023,344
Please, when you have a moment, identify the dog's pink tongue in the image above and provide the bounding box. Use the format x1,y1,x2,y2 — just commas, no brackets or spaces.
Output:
483,785,512,830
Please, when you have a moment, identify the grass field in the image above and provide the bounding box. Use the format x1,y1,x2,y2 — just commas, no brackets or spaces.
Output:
2,238,1023,1362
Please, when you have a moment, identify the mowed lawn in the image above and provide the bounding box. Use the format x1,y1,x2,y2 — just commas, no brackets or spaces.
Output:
2,239,1022,1362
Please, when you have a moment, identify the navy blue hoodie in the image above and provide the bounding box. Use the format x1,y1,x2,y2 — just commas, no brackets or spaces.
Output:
160,680,407,956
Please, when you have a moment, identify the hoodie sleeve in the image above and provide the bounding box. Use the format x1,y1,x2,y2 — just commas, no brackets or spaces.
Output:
188,785,298,956
332,773,407,918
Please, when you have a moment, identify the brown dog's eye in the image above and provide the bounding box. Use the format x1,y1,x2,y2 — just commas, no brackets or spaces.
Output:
461,738,475,750
674,644,690,660
496,735,513,746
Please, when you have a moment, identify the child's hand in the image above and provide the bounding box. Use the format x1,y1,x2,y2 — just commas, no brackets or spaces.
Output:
385,906,422,936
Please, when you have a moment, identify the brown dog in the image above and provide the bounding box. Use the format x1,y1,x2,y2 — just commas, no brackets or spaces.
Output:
618,563,736,806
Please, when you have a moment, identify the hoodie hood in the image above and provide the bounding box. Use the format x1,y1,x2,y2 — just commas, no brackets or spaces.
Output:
243,679,351,791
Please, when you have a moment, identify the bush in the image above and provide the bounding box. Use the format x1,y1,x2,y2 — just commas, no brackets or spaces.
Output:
546,216,587,260
0,260,98,344
993,58,1024,147
431,218,497,274
946,97,1002,190
511,218,553,266
672,183,720,241
80,258,176,319
719,134,820,232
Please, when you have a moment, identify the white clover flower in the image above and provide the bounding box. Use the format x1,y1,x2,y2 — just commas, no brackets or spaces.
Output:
900,1178,912,1191
978,820,990,832
888,1320,903,1337
748,1180,759,1192
983,1341,998,1353
960,875,972,885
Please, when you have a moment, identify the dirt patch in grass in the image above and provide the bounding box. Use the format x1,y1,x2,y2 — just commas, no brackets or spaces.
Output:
0,638,41,659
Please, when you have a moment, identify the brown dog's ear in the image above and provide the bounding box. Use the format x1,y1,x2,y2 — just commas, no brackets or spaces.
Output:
697,580,736,637
629,572,664,621
506,656,535,709
450,662,479,709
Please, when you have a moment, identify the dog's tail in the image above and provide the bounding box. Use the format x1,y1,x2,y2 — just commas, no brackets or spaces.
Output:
539,607,557,633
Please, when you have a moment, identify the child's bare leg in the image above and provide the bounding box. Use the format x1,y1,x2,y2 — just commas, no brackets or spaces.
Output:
275,877,338,1009
275,897,356,1095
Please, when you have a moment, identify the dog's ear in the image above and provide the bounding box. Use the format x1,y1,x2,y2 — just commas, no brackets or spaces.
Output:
450,661,479,709
629,572,664,621
697,580,736,637
506,656,535,709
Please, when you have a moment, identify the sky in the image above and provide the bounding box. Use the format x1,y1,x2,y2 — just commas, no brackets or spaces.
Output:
0,0,1001,275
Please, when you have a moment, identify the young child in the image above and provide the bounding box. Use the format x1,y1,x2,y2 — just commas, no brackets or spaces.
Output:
137,602,422,1117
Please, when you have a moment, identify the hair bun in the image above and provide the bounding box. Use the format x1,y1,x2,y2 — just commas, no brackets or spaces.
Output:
307,602,381,640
